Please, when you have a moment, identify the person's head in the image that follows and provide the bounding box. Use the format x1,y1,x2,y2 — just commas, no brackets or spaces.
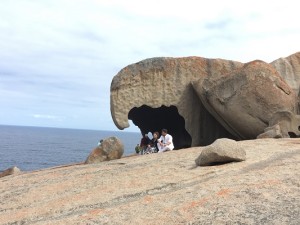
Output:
161,129,168,136
100,139,103,143
153,131,159,139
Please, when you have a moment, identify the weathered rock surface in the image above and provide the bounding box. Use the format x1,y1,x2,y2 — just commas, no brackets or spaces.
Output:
271,52,300,94
258,111,300,138
111,57,243,148
85,137,124,164
193,60,297,140
0,138,299,224
257,124,283,139
110,52,300,148
0,166,21,178
195,138,246,166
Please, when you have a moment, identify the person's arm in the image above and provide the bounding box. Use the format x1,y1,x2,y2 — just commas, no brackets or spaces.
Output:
165,135,172,145
157,136,163,146
148,139,152,147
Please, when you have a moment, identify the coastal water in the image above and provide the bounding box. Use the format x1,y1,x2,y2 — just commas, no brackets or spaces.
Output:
0,125,141,171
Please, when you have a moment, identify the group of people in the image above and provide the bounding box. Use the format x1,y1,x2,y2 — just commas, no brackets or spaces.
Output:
136,129,174,154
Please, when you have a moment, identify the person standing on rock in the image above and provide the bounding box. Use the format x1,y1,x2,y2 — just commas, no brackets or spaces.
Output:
157,129,174,153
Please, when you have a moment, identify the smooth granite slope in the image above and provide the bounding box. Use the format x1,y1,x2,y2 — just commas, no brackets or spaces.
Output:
0,138,299,225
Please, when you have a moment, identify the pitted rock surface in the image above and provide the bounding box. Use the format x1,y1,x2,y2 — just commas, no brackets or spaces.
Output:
111,52,300,147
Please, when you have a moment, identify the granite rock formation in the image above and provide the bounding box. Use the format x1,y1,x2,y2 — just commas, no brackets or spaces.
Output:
1,138,299,224
257,124,283,139
111,57,243,148
85,137,124,164
193,60,297,140
271,52,300,94
258,111,300,138
0,166,21,178
111,52,300,148
195,138,246,166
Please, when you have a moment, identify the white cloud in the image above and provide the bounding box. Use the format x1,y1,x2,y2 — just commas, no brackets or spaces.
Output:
33,114,62,120
0,0,299,131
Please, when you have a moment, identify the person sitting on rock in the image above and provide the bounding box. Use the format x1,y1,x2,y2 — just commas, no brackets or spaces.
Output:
145,131,159,153
157,129,174,153
140,134,150,154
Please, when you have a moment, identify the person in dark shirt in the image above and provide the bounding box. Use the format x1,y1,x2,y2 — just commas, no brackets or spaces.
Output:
148,131,159,153
144,131,159,154
140,134,150,154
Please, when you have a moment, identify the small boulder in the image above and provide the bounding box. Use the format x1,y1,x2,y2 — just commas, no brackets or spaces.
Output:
257,111,300,139
195,138,246,166
257,124,283,139
85,137,124,164
0,166,21,178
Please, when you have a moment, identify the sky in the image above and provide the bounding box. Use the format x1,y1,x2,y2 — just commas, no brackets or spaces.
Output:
0,0,299,132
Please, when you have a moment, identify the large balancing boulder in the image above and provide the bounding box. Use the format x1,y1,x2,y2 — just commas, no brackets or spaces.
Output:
195,138,246,166
85,137,124,164
193,60,297,140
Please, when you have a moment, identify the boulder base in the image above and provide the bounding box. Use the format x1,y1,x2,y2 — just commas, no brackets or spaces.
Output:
85,137,124,164
257,124,283,139
195,138,246,166
257,111,300,138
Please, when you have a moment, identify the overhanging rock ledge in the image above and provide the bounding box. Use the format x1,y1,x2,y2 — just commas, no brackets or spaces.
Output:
110,52,300,149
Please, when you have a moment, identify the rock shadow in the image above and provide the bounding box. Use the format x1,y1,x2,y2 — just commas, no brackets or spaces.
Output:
128,105,192,149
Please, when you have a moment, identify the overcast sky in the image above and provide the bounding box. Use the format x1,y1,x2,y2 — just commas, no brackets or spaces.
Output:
0,0,299,131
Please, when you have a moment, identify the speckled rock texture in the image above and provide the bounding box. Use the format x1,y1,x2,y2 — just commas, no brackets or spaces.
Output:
111,52,300,145
195,138,246,166
0,138,299,224
85,137,124,164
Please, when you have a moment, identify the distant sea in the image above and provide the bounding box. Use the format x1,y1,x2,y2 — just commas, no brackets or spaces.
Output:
0,125,141,172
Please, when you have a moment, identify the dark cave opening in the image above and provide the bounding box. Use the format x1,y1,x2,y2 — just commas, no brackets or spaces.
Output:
288,132,298,138
128,105,192,149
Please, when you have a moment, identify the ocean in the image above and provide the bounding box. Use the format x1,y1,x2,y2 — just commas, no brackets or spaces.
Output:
0,125,141,172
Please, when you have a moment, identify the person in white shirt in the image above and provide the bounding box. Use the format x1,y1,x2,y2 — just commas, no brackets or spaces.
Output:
157,129,174,153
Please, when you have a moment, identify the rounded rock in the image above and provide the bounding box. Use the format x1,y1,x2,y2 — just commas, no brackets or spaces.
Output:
85,137,124,164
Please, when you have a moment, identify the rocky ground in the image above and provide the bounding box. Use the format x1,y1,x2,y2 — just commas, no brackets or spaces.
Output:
0,138,299,225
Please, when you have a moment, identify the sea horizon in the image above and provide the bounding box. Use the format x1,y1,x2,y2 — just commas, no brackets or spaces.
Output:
0,123,140,134
0,125,141,171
